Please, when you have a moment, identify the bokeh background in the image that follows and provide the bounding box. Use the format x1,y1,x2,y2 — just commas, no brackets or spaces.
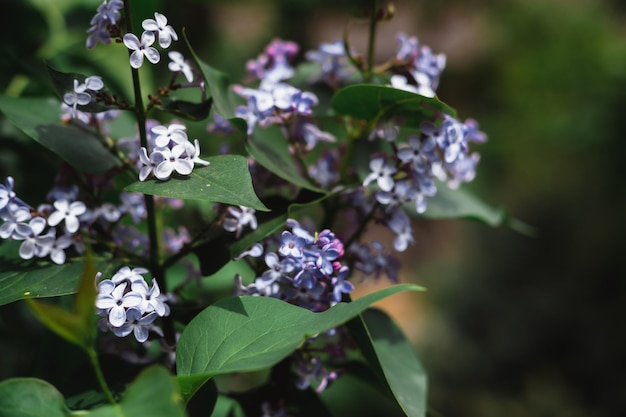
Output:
1,0,625,416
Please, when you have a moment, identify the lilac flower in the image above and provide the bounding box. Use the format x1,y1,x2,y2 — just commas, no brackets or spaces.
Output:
111,267,147,285
111,308,157,343
95,282,143,327
302,123,335,151
49,232,73,265
305,40,354,85
123,31,160,69
363,157,397,192
258,252,295,290
153,145,194,180
138,147,165,182
131,278,170,317
183,139,211,167
0,205,31,239
387,209,414,252
142,12,178,49
278,231,306,258
86,0,123,49
151,123,188,148
47,199,86,233
119,192,147,223
331,266,354,303
375,180,417,211
63,80,92,118
396,33,420,60
223,206,258,238
397,136,438,173
14,217,55,260
168,51,193,82
0,177,18,212
235,243,264,260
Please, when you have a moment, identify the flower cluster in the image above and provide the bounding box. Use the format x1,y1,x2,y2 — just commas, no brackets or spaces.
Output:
138,123,210,181
305,40,355,86
233,39,320,135
96,266,170,343
235,219,354,312
390,33,447,98
86,0,123,49
123,12,177,69
0,175,151,265
223,205,258,238
62,76,104,119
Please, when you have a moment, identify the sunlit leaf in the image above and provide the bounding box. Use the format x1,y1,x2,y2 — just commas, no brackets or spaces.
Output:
420,185,505,226
125,154,268,211
0,95,121,174
176,284,424,401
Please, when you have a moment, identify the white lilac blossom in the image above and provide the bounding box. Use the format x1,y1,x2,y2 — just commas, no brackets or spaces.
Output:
0,205,31,239
305,40,354,85
302,123,335,151
62,76,104,119
13,217,54,260
223,206,258,238
168,51,194,82
362,157,397,192
142,12,178,48
47,199,87,233
96,267,170,343
86,0,124,49
138,123,209,182
123,31,160,69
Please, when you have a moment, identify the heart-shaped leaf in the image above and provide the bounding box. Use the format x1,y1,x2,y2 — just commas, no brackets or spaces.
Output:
0,378,71,417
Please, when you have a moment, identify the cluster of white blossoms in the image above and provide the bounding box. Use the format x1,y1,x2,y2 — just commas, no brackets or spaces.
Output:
62,76,104,119
96,266,170,343
123,12,178,69
138,123,210,181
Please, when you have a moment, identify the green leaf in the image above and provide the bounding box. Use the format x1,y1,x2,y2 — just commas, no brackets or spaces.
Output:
0,240,113,306
176,284,424,401
349,309,428,417
88,366,186,417
0,378,71,417
331,84,456,126
420,185,505,226
0,95,121,174
160,98,213,121
185,31,237,119
246,124,324,192
125,154,268,211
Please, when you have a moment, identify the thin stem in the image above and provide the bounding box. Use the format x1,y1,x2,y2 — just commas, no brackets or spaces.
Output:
87,348,117,406
123,0,175,346
344,201,379,249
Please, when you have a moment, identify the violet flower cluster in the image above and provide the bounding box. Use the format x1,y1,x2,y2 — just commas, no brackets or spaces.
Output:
235,219,354,312
0,175,149,265
96,266,170,343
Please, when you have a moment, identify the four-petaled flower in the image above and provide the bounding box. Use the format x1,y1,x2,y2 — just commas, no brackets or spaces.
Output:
123,31,160,69
47,199,87,234
168,51,194,82
142,12,178,48
363,157,397,192
95,282,143,327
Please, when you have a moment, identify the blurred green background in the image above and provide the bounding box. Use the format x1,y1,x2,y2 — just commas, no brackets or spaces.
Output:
1,0,625,416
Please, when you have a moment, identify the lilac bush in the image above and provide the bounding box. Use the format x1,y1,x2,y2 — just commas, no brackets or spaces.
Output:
0,2,510,417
